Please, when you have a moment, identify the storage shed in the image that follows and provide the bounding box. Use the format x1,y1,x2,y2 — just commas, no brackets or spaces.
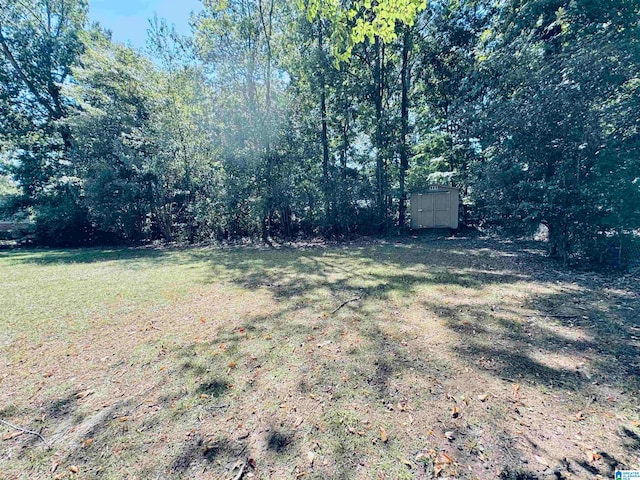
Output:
410,186,459,230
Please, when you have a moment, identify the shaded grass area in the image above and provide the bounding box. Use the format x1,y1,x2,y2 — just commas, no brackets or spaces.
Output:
0,236,639,479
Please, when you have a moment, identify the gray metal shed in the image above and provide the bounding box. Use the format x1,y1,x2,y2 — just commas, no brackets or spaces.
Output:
410,186,459,230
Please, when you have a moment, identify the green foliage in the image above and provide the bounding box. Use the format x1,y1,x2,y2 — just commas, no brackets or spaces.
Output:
67,33,157,242
0,0,637,269
0,165,19,221
470,0,640,266
0,0,87,122
0,0,89,240
0,175,17,197
301,0,427,61
32,183,92,246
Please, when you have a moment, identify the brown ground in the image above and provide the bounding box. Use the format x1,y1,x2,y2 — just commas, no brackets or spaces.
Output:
0,235,638,479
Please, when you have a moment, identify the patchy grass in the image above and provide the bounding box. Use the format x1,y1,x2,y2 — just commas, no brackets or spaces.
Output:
0,236,639,479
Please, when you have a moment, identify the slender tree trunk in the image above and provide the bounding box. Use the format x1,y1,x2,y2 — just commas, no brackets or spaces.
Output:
259,0,274,241
374,37,386,232
398,28,411,228
341,116,349,181
318,20,331,226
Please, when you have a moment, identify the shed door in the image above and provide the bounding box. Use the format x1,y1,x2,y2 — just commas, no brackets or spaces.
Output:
421,193,434,227
434,191,450,227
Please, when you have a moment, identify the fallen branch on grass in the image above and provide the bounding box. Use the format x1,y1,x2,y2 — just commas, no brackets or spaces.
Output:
0,419,50,448
331,295,363,314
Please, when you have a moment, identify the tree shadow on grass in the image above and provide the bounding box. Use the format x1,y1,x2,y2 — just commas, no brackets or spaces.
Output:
195,244,535,311
197,379,230,398
185,236,639,476
204,239,631,476
267,429,293,453
0,246,174,266
420,274,639,475
3,236,638,478
499,469,540,480
169,433,246,477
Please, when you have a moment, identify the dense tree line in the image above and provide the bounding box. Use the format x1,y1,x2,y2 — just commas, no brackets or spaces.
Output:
0,0,638,266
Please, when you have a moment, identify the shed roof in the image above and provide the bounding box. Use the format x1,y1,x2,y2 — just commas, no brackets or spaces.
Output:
410,185,459,193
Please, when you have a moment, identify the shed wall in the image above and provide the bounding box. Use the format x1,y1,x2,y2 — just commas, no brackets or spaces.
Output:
410,187,459,229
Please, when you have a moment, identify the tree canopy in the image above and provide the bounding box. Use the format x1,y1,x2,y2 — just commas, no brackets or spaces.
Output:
1,0,638,266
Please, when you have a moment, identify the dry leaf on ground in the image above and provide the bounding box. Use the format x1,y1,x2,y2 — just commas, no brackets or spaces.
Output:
75,389,93,399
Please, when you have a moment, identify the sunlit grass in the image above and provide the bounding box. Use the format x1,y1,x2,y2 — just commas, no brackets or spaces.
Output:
0,238,638,479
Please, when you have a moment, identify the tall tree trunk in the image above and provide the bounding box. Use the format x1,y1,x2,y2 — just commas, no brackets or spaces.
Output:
341,115,349,182
398,28,411,228
259,0,274,241
318,20,331,227
374,37,386,232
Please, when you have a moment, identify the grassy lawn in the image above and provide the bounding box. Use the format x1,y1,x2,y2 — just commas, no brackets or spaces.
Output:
1,236,639,479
